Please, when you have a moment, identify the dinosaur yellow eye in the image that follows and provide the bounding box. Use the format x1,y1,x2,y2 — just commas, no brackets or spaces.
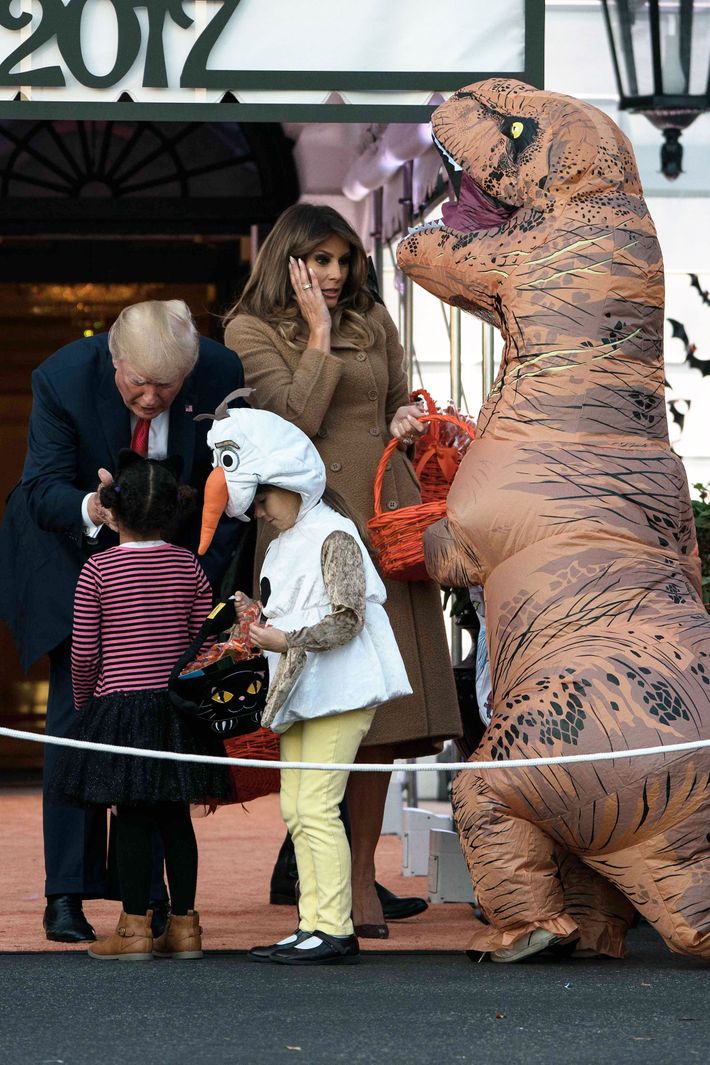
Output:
511,121,524,140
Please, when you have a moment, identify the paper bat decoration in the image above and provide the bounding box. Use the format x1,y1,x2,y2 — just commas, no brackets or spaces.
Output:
668,318,690,347
690,274,710,307
667,317,707,374
667,399,690,433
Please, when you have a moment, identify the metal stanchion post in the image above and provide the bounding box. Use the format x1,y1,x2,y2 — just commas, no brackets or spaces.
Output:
399,160,415,388
482,321,496,399
449,305,462,408
400,162,417,801
371,187,384,292
449,304,463,668
406,758,418,808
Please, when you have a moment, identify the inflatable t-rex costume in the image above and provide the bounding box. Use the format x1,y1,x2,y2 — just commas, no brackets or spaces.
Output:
397,79,710,959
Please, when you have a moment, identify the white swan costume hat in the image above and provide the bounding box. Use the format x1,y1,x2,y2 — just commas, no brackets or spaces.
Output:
197,389,327,554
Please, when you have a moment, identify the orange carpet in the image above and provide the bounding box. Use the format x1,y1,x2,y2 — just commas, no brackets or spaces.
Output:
0,788,475,952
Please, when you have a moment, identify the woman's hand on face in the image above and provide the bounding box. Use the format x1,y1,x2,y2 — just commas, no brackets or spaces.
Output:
289,256,331,344
248,622,288,653
390,404,427,449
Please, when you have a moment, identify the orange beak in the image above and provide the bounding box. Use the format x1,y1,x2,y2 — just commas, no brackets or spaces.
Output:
198,466,229,555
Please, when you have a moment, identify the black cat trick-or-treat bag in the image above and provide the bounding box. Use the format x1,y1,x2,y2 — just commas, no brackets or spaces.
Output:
168,599,269,738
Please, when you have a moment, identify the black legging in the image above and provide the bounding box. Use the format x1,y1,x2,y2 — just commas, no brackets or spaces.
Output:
116,803,197,916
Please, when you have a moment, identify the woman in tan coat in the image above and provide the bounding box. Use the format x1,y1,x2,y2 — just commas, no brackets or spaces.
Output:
224,203,461,934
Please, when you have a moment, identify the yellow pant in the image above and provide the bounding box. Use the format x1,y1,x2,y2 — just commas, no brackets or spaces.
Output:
279,708,375,937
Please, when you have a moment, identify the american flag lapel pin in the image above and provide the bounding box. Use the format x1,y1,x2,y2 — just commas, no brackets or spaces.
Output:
185,404,193,413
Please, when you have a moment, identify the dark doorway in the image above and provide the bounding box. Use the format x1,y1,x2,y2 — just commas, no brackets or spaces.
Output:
0,119,298,772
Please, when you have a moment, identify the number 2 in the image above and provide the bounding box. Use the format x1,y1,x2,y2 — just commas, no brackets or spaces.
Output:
0,0,66,87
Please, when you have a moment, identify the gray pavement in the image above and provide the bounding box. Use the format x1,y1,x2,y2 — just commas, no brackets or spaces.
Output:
1,926,708,1065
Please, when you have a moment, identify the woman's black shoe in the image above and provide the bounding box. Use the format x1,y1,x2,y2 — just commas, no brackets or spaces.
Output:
248,929,314,961
375,882,428,920
271,930,360,965
43,895,96,943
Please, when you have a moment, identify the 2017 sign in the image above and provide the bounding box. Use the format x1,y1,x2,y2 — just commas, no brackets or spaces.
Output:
0,0,541,94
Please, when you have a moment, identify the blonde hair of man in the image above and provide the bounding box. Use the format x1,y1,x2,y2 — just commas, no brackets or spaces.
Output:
108,299,199,381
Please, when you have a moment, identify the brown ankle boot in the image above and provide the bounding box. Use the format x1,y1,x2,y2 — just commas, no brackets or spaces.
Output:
88,910,153,962
153,910,203,959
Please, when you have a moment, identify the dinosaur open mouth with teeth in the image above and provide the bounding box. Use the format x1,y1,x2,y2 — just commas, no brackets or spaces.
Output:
431,132,516,234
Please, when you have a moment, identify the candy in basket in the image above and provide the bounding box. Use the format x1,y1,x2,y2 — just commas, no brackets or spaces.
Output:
168,598,269,737
367,395,476,581
410,390,477,504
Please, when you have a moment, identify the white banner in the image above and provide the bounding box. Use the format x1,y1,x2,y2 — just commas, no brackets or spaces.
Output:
0,0,542,113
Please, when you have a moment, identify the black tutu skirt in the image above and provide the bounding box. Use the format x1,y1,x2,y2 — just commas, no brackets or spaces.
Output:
47,688,233,806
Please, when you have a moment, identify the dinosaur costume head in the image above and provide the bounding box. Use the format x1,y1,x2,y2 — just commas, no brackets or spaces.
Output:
431,78,640,225
397,81,710,963
399,78,665,446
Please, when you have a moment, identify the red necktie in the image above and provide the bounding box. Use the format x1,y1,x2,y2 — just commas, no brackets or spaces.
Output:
130,417,150,457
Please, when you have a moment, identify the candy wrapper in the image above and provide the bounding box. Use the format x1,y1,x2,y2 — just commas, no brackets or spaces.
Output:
437,400,477,456
409,391,477,505
180,599,261,676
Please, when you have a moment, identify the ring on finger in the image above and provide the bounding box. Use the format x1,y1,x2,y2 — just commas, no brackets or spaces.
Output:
301,283,312,289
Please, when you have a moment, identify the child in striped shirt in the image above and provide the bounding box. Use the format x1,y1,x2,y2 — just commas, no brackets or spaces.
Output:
49,449,231,961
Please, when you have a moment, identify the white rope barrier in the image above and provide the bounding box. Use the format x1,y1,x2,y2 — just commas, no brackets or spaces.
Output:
1,726,709,773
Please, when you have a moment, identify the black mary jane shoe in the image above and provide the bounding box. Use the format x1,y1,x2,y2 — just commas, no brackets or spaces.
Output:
248,929,314,962
376,881,428,921
43,895,96,943
271,930,360,966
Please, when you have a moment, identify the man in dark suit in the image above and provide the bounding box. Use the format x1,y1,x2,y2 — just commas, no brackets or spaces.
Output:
0,299,247,942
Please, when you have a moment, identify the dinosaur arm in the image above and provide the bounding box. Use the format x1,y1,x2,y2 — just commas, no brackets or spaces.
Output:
397,209,547,328
423,516,485,589
397,225,505,326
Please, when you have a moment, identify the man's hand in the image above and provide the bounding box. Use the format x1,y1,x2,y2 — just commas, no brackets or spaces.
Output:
86,468,118,532
248,622,288,653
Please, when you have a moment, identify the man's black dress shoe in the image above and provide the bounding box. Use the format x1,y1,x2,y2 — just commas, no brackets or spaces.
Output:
248,929,314,961
149,899,170,939
271,930,360,965
43,895,96,943
376,881,428,921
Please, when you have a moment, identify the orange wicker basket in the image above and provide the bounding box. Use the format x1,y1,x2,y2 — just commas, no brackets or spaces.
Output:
368,411,476,582
223,727,281,804
409,390,465,504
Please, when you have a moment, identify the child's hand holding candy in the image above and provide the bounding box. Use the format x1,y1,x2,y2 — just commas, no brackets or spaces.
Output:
248,622,288,653
233,591,258,618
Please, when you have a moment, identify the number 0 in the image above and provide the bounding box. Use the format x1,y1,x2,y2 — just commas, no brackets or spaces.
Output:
57,0,142,89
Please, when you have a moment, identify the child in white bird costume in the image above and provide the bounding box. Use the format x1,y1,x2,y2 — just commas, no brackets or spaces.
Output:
197,391,412,965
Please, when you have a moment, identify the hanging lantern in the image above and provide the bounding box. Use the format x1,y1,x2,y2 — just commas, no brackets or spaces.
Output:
601,1,710,179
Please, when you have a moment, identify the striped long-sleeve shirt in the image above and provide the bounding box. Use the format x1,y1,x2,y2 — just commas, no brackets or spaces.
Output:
71,542,212,710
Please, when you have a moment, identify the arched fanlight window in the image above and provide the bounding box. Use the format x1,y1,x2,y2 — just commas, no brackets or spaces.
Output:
0,119,297,233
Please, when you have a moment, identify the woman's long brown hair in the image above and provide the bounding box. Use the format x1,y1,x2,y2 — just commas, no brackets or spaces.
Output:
224,203,377,351
320,484,372,554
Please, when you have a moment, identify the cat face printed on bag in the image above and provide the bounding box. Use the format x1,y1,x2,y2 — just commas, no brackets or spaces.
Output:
197,667,268,735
